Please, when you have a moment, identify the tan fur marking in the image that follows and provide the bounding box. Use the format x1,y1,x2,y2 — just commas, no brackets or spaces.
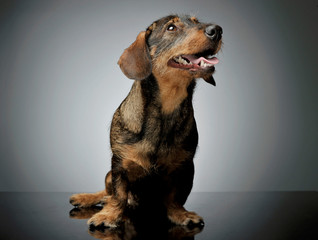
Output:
105,171,113,195
120,81,144,133
69,190,106,207
87,196,124,227
172,17,180,23
147,22,156,31
150,46,157,57
151,43,194,114
167,205,203,226
121,144,152,171
152,52,194,114
123,160,149,182
190,16,199,24
156,73,192,114
115,179,127,199
157,148,191,173
186,29,211,48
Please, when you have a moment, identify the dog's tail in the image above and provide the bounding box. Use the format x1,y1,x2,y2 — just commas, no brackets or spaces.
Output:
69,190,107,208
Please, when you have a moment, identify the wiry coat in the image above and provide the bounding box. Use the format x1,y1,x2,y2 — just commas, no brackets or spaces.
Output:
70,14,223,228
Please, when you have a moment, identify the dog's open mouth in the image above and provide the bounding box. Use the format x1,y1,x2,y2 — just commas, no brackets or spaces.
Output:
168,49,219,72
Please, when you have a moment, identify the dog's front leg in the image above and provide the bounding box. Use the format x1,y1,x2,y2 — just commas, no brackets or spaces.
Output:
167,204,204,227
166,161,204,227
87,171,128,228
87,157,149,228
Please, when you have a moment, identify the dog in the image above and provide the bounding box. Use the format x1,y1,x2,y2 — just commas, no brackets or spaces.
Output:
70,14,223,229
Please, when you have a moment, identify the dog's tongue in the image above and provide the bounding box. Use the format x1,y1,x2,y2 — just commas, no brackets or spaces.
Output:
183,55,219,65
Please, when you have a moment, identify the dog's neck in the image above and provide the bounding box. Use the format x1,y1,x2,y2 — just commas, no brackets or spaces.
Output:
151,72,195,114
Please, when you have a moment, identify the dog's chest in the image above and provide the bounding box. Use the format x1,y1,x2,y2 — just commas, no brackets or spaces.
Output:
114,80,197,173
155,145,191,174
144,113,196,172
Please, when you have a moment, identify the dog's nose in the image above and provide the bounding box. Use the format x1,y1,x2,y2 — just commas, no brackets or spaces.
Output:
205,25,223,41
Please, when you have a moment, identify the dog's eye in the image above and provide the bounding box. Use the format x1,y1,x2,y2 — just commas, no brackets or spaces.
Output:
167,24,177,31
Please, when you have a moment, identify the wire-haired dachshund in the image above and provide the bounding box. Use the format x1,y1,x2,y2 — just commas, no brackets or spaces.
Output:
70,14,223,229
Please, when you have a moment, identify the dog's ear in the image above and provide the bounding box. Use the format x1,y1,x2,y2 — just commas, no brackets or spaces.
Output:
118,31,152,80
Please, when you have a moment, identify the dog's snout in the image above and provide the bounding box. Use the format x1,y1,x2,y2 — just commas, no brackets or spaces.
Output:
205,25,223,41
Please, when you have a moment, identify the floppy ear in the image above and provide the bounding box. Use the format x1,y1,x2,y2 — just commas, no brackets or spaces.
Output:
117,31,152,80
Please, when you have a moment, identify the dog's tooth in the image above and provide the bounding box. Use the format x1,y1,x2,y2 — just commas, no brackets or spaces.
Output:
200,60,204,67
183,58,190,65
173,56,193,65
204,62,212,68
179,57,187,65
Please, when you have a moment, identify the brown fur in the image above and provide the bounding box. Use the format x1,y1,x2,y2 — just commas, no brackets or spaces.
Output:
70,14,223,229
190,16,199,24
118,32,152,80
70,190,106,208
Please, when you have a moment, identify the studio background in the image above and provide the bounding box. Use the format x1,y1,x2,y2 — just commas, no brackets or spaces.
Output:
1,0,317,193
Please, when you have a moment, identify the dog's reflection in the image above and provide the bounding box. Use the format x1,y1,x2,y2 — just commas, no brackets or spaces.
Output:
70,205,203,240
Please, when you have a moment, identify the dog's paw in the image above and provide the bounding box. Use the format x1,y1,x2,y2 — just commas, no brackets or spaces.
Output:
88,211,120,229
168,210,204,228
69,193,101,208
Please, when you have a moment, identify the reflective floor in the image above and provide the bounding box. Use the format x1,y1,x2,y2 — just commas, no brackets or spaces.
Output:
0,192,317,239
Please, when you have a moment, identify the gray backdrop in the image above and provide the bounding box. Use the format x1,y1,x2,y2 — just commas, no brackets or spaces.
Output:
1,0,317,192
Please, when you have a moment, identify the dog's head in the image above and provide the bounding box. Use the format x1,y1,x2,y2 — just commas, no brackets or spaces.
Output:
118,15,222,86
